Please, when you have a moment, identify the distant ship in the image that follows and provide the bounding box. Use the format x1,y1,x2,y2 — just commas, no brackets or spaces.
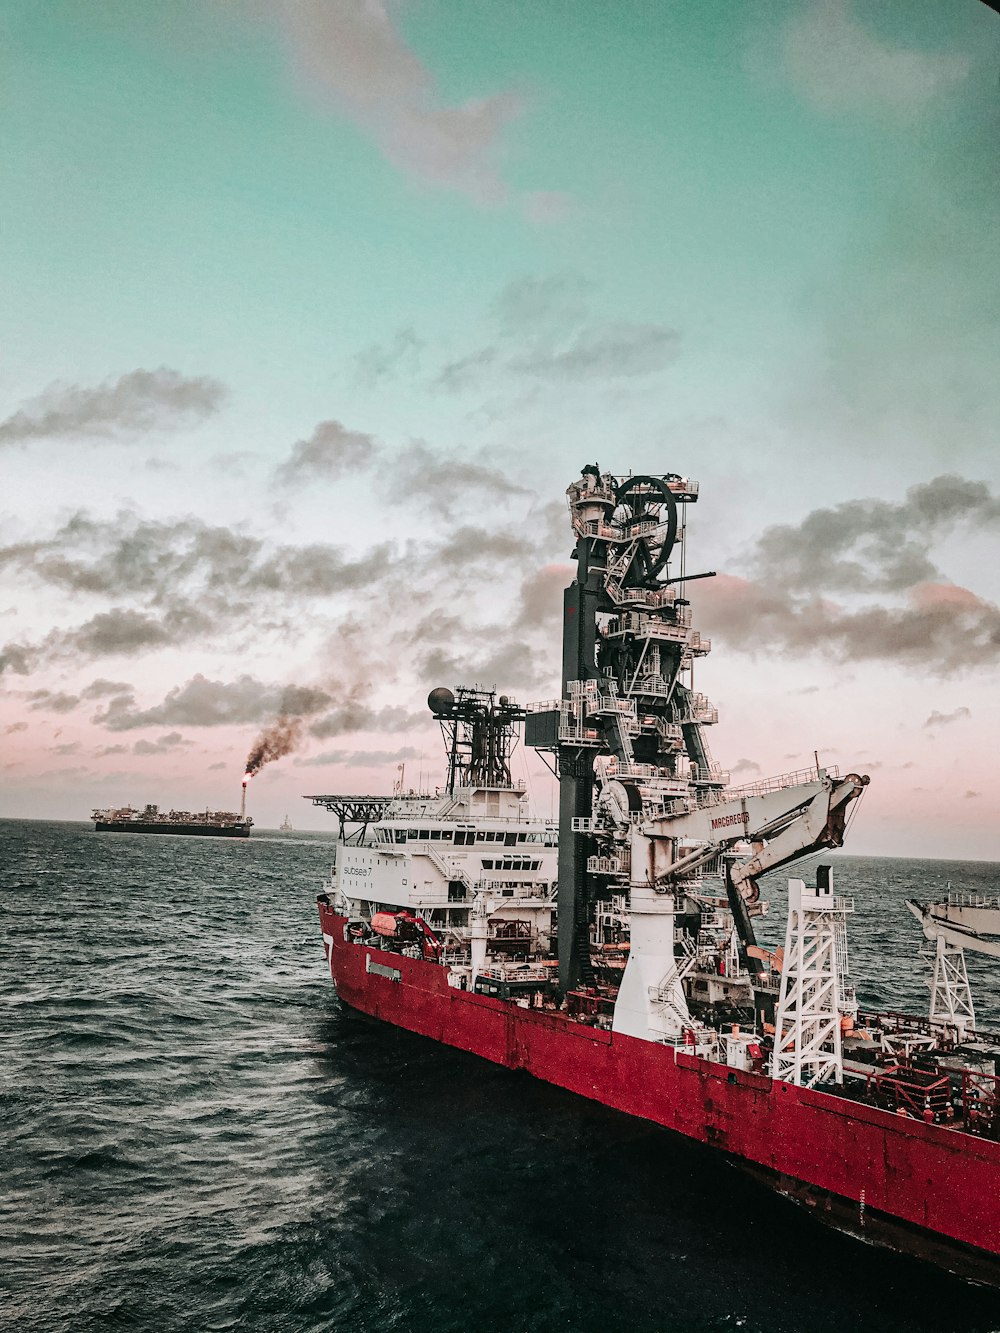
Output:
92,803,252,838
280,814,293,831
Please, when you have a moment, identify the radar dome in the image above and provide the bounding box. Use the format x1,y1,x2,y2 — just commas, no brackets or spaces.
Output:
427,687,455,715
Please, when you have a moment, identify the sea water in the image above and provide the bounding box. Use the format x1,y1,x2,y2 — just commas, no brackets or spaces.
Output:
3,818,1000,1333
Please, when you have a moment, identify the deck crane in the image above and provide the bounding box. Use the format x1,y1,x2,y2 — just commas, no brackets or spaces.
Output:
907,894,1000,1039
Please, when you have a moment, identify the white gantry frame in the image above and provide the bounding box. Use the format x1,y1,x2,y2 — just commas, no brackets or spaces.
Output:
772,875,854,1088
928,934,975,1040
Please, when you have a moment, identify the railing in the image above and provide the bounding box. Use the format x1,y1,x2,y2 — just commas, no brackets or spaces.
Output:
558,724,602,744
720,764,837,802
587,855,623,876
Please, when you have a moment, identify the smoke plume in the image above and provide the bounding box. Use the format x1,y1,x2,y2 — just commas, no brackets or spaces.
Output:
244,715,304,776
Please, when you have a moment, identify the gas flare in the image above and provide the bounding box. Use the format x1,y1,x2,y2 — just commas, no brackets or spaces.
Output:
244,715,304,778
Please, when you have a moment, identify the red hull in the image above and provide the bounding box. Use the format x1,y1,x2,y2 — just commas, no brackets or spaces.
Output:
320,903,1000,1283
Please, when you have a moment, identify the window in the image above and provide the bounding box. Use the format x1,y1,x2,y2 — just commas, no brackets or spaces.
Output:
419,830,430,840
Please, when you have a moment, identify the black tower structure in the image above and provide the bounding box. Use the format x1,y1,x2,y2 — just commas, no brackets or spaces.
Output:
428,686,527,793
527,466,718,993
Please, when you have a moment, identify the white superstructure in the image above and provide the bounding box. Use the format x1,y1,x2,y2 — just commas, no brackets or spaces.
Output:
332,778,559,995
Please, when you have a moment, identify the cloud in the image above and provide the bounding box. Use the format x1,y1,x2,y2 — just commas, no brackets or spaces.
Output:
296,745,421,768
691,475,1000,674
27,689,80,714
751,475,1000,595
731,758,762,777
965,790,982,799
511,564,573,631
92,674,333,732
309,701,426,739
353,328,424,388
924,707,971,728
507,323,680,380
274,419,379,486
81,678,133,699
95,744,129,756
0,511,398,673
0,465,568,703
0,644,34,675
208,761,227,770
4,721,28,734
0,367,226,446
270,0,524,203
431,274,680,392
70,607,213,657
695,574,1000,676
391,440,529,517
494,273,593,333
432,347,499,393
132,731,190,756
782,0,971,116
50,741,81,756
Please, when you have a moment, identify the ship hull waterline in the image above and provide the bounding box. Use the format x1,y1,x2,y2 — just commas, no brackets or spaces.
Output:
321,904,1000,1287
94,821,251,838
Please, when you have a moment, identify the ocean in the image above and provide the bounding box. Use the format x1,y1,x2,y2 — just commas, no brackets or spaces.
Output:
3,818,1000,1333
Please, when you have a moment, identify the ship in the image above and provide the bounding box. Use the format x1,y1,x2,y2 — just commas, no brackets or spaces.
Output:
280,813,293,831
316,466,1000,1285
92,802,252,837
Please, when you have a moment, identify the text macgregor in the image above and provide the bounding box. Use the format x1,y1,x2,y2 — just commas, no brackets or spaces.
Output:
711,811,750,830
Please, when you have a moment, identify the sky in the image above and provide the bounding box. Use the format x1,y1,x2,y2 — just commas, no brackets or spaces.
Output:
1,0,999,857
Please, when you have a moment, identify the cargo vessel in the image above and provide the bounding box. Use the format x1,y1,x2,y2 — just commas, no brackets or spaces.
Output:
92,802,252,837
316,467,1000,1284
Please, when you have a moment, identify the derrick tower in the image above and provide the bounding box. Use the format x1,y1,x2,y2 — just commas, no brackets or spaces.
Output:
527,466,720,991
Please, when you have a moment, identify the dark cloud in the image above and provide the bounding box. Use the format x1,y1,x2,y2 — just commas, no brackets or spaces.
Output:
309,702,427,739
965,790,982,799
133,732,190,756
695,573,1000,676
392,441,529,517
0,367,226,446
92,674,333,732
4,721,28,734
27,690,80,714
208,761,227,771
95,744,129,756
925,707,971,728
69,607,213,657
274,419,379,486
271,0,523,203
751,476,1000,595
690,474,1000,674
50,741,81,756
512,564,574,630
731,758,762,776
0,511,397,673
0,644,34,675
81,678,133,699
